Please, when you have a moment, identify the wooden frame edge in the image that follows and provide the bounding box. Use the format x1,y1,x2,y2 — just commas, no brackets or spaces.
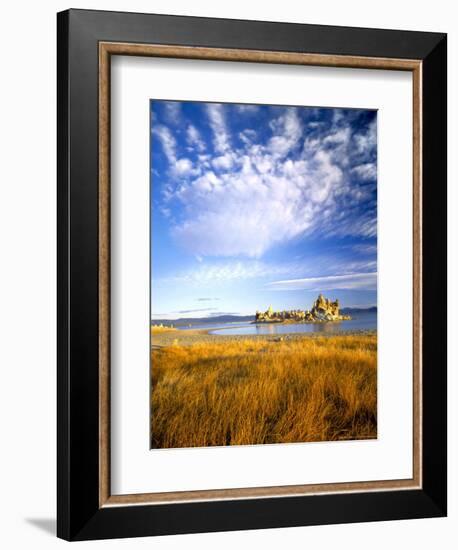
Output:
99,42,111,507
98,42,423,508
412,63,423,487
100,42,421,71
104,478,421,507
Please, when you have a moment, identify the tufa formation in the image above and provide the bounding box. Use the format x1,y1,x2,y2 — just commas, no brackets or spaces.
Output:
255,294,352,324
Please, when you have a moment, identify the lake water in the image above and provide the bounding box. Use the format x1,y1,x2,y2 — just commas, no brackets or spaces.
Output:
208,312,377,336
176,321,253,331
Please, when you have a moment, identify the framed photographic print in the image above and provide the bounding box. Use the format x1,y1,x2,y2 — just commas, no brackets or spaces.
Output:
57,9,447,541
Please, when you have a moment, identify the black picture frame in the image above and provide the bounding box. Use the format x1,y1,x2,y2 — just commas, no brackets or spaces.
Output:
57,8,447,541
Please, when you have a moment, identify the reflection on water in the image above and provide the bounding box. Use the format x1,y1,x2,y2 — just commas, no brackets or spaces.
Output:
209,313,377,336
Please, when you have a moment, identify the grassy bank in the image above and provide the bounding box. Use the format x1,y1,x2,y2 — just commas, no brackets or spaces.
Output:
151,333,377,448
151,325,177,334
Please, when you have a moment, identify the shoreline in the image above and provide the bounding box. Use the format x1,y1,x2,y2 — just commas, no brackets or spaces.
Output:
251,318,351,325
151,326,377,348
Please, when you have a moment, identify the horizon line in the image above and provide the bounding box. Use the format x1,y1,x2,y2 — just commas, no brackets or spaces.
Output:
151,304,377,321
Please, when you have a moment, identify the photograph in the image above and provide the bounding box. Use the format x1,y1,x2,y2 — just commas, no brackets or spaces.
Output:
150,100,378,449
51,6,447,542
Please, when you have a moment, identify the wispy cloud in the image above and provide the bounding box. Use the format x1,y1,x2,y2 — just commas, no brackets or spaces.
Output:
268,108,302,158
206,103,231,154
208,311,241,317
351,162,377,181
355,118,377,158
167,260,301,285
152,123,199,177
175,307,218,314
235,104,260,114
162,101,182,124
152,124,177,164
186,124,206,153
266,272,377,291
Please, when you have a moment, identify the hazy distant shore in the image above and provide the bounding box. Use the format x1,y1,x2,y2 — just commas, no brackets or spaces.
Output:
151,306,377,329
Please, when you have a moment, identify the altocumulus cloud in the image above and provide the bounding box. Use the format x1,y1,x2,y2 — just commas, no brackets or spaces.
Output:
152,102,377,259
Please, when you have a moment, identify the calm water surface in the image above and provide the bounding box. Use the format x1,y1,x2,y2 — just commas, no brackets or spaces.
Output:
177,321,253,331
208,312,377,336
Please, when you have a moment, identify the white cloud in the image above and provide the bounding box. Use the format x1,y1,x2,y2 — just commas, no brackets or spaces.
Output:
197,154,211,169
163,101,182,124
351,162,377,181
239,129,257,145
169,260,298,284
152,124,177,164
186,124,205,152
176,307,217,314
169,121,352,257
308,121,324,129
303,137,321,152
174,158,195,176
351,243,377,255
268,108,302,158
160,206,171,219
206,103,230,153
152,124,200,177
355,118,377,157
212,153,234,171
235,104,260,114
267,272,377,291
155,106,377,258
323,127,351,145
308,150,342,202
170,161,326,257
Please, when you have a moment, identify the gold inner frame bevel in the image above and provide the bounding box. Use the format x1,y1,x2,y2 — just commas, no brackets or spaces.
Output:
98,42,423,508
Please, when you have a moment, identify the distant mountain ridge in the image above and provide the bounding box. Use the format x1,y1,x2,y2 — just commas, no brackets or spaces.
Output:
151,314,254,326
340,306,377,314
152,307,376,326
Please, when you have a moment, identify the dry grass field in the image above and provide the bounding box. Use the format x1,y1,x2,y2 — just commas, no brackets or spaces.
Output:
151,325,177,334
150,333,377,448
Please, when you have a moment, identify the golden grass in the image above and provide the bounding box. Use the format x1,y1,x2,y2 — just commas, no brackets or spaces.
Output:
151,334,377,448
151,325,177,334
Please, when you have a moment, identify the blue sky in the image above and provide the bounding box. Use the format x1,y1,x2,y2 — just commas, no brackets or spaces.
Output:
150,100,377,319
